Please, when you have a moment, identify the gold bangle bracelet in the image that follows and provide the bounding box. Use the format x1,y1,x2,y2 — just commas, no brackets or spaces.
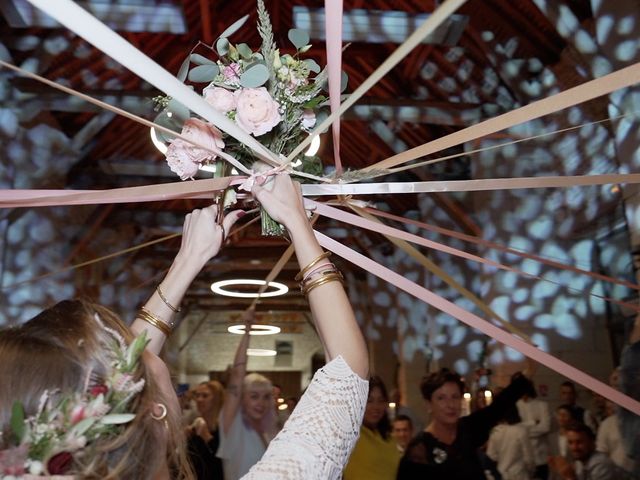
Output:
295,252,331,281
302,272,344,296
138,308,172,336
142,306,178,330
156,285,181,313
299,266,340,291
303,276,344,296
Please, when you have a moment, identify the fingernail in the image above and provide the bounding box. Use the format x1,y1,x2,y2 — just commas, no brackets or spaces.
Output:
237,210,247,217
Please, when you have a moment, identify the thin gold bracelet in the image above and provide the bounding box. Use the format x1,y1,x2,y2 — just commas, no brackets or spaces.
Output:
299,265,340,291
302,272,344,296
156,285,181,313
295,252,331,281
138,307,172,336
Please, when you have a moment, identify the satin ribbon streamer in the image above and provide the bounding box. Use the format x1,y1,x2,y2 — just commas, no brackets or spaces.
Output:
315,231,640,416
325,0,344,174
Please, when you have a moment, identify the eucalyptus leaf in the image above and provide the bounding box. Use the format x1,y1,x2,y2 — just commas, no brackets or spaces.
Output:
341,71,349,92
188,64,219,83
304,59,321,74
10,402,25,443
218,14,250,39
101,413,136,425
314,110,330,133
237,43,253,60
177,56,190,82
153,111,182,143
240,63,270,88
167,99,190,122
216,37,230,57
190,53,215,65
288,28,310,50
70,417,97,437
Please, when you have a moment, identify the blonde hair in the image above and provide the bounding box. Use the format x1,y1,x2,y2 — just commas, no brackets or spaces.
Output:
198,380,225,429
0,300,193,480
243,372,272,392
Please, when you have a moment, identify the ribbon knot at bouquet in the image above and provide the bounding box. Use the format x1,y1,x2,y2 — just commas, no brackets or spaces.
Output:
153,0,343,235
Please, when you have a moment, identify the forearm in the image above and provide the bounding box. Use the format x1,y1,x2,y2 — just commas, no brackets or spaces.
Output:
131,253,205,354
222,330,250,432
288,217,368,379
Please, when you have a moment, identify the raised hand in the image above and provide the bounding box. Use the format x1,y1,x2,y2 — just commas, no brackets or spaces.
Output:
251,174,307,230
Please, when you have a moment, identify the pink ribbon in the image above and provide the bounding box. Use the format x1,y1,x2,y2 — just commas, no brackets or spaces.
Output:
237,164,289,192
362,206,640,293
315,230,640,416
325,0,344,174
310,201,640,312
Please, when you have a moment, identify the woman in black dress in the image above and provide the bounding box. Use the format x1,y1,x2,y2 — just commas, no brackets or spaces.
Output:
397,368,530,479
187,380,225,479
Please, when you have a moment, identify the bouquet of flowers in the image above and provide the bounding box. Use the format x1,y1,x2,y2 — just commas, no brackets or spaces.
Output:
154,0,334,235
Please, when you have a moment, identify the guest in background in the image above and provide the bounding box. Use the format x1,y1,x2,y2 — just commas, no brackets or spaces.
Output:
178,384,198,427
397,365,532,479
392,415,414,453
217,315,277,480
188,381,225,479
596,401,636,478
548,404,580,470
549,423,614,480
487,403,535,480
559,381,597,432
619,314,640,479
517,376,551,479
344,376,401,480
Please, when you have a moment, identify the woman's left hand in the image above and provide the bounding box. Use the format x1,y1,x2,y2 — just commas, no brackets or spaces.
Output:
177,205,245,270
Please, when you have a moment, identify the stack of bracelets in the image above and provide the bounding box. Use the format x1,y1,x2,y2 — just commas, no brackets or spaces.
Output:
137,285,180,336
296,251,345,296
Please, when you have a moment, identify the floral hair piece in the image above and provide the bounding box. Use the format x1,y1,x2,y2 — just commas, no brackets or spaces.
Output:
0,316,150,478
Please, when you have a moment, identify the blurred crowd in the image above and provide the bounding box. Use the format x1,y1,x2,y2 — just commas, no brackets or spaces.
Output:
177,362,638,480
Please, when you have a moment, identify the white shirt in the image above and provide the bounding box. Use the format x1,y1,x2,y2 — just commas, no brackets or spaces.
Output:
517,398,551,465
217,409,269,480
487,424,535,480
596,414,636,475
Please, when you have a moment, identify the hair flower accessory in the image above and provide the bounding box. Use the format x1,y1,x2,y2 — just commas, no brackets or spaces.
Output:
0,324,150,477
153,0,344,235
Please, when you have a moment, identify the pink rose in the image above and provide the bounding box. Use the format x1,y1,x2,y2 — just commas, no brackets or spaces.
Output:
203,85,237,113
223,63,241,82
166,118,225,180
234,87,281,136
302,109,316,129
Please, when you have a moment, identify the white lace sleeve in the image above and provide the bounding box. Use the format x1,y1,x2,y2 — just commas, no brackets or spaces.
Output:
241,355,369,480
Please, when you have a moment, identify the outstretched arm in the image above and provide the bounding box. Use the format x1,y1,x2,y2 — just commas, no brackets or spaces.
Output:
132,205,244,354
252,175,368,379
221,310,253,433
